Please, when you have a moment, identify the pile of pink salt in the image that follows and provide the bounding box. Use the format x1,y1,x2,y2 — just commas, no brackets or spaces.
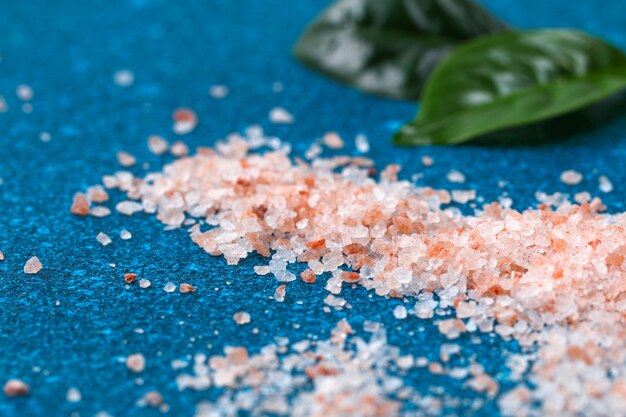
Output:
73,133,626,416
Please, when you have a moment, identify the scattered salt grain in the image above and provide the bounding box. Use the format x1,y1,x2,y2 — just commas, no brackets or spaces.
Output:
0,96,7,113
274,285,286,302
179,283,196,293
113,69,134,87
170,141,189,157
70,193,90,216
116,151,136,167
96,232,112,246
163,282,176,293
560,169,583,185
24,257,42,274
272,81,284,92
393,305,408,319
90,206,111,218
233,311,251,325
322,132,344,149
599,175,613,193
446,170,465,183
138,279,151,288
39,132,51,142
66,387,81,402
148,135,168,155
355,134,370,153
124,273,137,284
269,107,294,124
209,85,228,98
172,108,198,135
116,201,143,215
574,192,591,204
3,379,29,397
421,156,434,167
22,103,32,113
120,230,132,240
126,353,146,373
16,84,33,101
0,250,4,261
253,266,271,275
451,190,476,204
86,185,109,203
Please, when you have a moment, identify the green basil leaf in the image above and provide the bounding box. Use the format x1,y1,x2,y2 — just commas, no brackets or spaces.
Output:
394,29,626,146
294,0,509,100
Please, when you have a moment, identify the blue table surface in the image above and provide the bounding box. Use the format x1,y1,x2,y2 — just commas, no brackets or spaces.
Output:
1,1,626,416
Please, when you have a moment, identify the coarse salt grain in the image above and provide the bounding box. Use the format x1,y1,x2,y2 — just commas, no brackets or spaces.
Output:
446,170,465,183
24,257,42,274
163,282,176,293
138,279,151,288
16,84,33,101
120,230,132,240
148,135,168,155
269,107,294,124
116,201,143,215
3,379,29,397
599,175,613,193
96,232,112,246
172,108,198,135
274,285,286,302
126,353,146,373
421,156,434,167
124,273,137,284
170,141,189,157
179,283,196,293
323,132,344,149
40,132,51,142
233,312,251,325
0,250,4,261
116,151,136,167
66,387,81,402
113,69,134,87
355,134,369,153
560,169,583,185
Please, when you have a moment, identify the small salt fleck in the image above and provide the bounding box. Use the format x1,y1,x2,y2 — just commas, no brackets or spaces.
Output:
139,279,151,288
22,103,32,113
16,84,33,101
421,156,434,167
322,132,344,149
113,69,134,87
3,379,29,397
126,353,146,373
120,230,132,240
560,170,583,185
447,170,466,183
124,273,137,284
116,201,143,215
24,257,42,274
163,282,176,293
172,108,198,135
70,193,90,216
269,107,294,124
233,311,251,325
355,134,370,153
209,85,229,98
0,250,3,261
39,132,51,142
393,305,408,319
66,387,81,402
148,135,169,155
0,96,7,112
90,206,111,218
116,151,136,167
599,175,613,193
274,285,286,302
272,82,284,92
253,266,271,275
170,141,189,157
96,232,112,246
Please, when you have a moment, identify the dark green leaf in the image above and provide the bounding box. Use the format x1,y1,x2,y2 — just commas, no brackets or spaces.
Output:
294,0,508,100
394,29,626,146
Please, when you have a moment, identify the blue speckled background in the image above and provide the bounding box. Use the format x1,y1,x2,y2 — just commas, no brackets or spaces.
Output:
1,1,626,416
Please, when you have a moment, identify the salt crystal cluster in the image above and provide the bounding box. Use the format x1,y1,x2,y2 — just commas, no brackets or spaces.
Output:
74,131,626,416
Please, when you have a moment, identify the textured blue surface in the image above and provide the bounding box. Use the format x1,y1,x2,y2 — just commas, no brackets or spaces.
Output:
1,1,626,416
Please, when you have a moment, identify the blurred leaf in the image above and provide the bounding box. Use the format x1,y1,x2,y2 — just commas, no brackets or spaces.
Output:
394,30,626,146
294,0,508,100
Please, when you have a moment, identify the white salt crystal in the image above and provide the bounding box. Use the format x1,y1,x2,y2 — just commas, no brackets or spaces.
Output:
253,266,271,275
148,135,168,155
447,170,466,183
120,230,132,240
305,143,322,159
269,107,294,124
116,201,143,215
96,232,112,246
116,151,136,167
560,170,583,185
90,206,111,217
24,257,42,274
39,132,51,142
355,134,370,153
599,175,613,193
209,85,228,98
322,132,344,149
114,69,134,87
163,282,176,293
139,279,151,288
393,305,408,319
16,84,33,101
66,387,81,402
451,190,476,204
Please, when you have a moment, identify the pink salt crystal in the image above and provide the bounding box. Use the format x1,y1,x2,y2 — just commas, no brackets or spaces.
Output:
70,193,90,216
3,379,29,397
86,185,109,203
148,135,168,155
574,191,591,204
116,151,136,167
170,141,189,157
421,156,434,166
233,311,251,325
322,132,344,149
126,353,146,372
560,169,583,185
172,108,198,135
274,285,286,302
116,201,143,215
24,257,42,274
446,170,465,183
179,283,196,293
90,206,111,218
269,107,294,124
142,391,163,407
209,85,229,98
451,190,476,204
393,305,408,319
253,266,271,275
96,232,112,246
